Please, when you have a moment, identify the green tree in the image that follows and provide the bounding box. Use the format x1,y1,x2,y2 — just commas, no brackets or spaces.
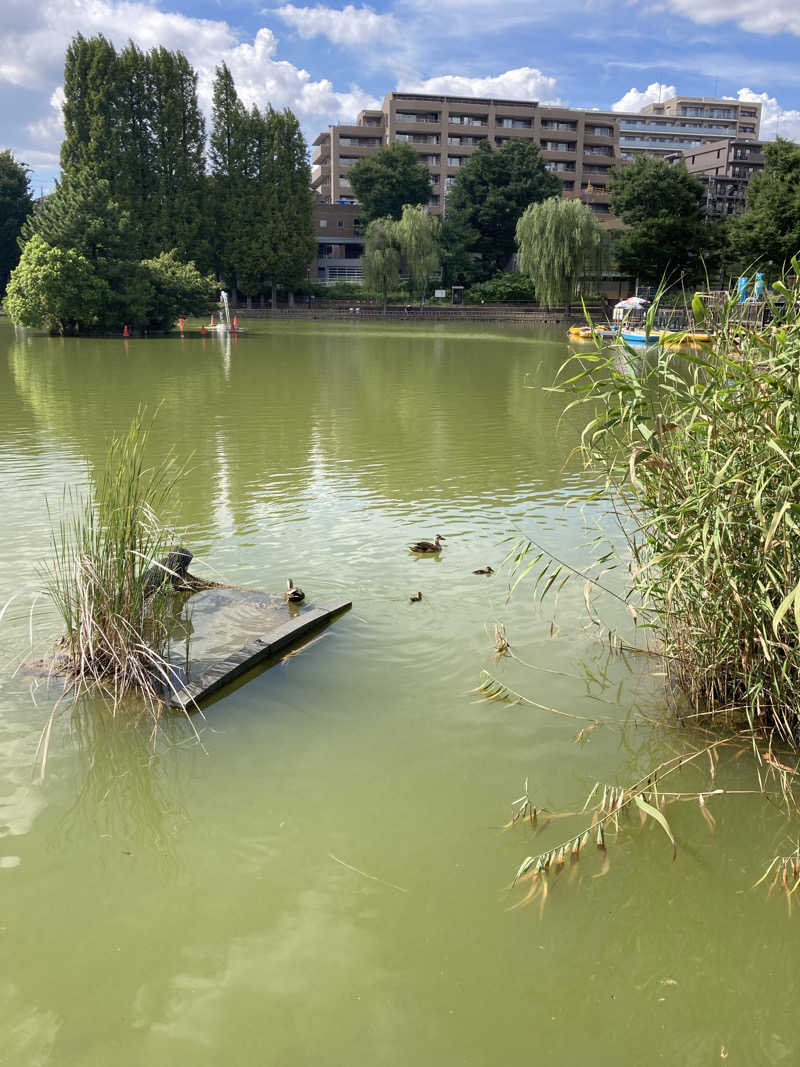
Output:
395,204,441,306
516,197,605,307
0,150,33,291
4,235,110,333
268,108,315,300
60,34,120,181
61,35,209,266
444,139,561,282
139,250,215,330
147,46,208,265
348,143,432,222
22,169,133,265
609,156,706,284
362,217,400,312
209,64,252,294
727,138,800,276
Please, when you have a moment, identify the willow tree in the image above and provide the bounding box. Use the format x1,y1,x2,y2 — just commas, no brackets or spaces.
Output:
516,196,605,307
395,204,441,306
362,217,400,313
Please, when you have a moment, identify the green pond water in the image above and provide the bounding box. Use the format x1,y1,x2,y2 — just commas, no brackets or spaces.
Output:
0,319,797,1065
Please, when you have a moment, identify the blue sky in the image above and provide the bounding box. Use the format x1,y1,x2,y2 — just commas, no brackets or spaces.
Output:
3,0,800,193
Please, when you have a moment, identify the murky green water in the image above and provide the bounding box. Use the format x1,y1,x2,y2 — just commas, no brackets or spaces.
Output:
0,319,797,1065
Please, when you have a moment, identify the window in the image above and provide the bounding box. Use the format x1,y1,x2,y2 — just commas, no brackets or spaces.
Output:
319,218,328,228
337,219,344,228
499,117,533,129
589,126,613,136
541,119,576,131
541,140,575,152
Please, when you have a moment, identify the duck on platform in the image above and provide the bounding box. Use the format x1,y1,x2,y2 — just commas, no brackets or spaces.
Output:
285,578,305,603
409,591,423,602
409,534,445,554
473,566,494,575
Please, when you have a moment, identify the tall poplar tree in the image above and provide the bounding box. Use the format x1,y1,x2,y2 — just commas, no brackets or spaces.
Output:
269,109,314,300
149,47,208,265
209,63,249,293
209,68,313,302
61,34,119,181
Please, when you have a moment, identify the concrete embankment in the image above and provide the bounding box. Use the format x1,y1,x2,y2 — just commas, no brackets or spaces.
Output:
231,304,603,326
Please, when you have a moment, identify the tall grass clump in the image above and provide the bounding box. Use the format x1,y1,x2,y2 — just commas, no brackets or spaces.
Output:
550,269,800,742
42,412,187,718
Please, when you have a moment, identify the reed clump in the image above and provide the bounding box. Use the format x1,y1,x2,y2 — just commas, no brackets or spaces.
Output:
41,413,187,719
556,267,800,742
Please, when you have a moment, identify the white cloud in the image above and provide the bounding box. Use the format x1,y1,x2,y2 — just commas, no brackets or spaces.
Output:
0,0,238,90
24,86,64,166
612,82,677,112
735,88,800,141
208,27,378,120
657,0,800,36
274,4,399,46
399,67,561,105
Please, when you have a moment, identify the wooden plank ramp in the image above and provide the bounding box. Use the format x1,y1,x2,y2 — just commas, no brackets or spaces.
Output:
167,598,351,710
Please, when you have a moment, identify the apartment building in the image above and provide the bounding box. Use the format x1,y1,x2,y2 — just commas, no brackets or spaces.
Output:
666,138,766,220
312,92,620,218
312,201,364,284
616,96,761,161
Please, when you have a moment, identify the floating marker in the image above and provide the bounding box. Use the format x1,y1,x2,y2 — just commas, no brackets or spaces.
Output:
123,324,130,337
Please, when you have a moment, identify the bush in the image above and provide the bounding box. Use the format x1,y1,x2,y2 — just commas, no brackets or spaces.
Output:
554,276,800,742
464,272,536,304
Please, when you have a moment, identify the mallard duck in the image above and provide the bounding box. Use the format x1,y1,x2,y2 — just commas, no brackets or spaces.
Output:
409,591,423,602
473,565,494,575
285,578,305,603
409,534,445,553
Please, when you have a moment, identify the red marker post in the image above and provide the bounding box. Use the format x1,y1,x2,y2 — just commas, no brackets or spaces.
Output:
123,324,130,337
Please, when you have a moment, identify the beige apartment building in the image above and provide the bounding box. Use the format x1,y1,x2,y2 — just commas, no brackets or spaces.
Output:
309,93,764,283
616,96,761,161
312,92,620,218
666,137,766,220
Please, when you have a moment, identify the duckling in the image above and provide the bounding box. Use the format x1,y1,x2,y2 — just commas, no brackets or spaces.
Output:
409,591,423,603
285,578,305,604
473,565,494,575
409,534,445,553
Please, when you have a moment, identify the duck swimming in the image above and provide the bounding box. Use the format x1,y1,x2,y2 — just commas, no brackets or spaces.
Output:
473,566,494,575
409,534,445,553
285,578,305,603
409,591,423,602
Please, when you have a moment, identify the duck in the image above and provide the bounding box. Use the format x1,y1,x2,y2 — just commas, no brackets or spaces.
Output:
409,591,423,603
473,565,494,575
285,578,305,603
409,534,445,553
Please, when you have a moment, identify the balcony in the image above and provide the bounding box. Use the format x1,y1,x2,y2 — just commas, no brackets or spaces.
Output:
395,112,439,124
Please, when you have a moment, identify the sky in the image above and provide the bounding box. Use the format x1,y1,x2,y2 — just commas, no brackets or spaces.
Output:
3,0,800,194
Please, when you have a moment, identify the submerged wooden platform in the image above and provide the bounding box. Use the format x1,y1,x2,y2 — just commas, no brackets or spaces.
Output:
167,598,351,710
